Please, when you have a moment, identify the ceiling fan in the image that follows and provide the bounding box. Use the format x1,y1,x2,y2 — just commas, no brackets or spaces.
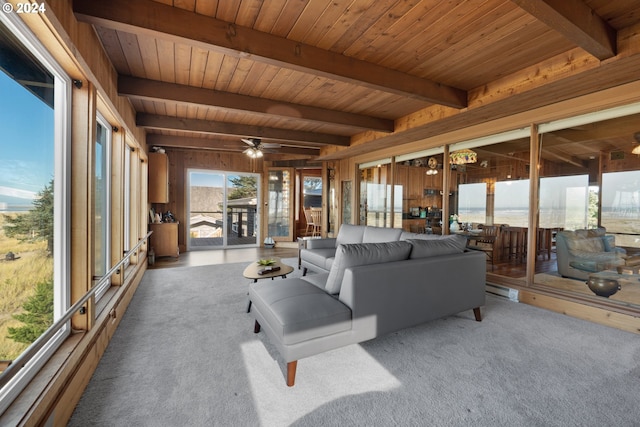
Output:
241,137,281,158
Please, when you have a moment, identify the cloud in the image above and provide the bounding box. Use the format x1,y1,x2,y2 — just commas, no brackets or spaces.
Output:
0,185,37,200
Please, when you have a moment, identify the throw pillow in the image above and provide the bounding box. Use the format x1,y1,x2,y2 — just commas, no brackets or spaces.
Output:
408,235,467,259
324,241,413,295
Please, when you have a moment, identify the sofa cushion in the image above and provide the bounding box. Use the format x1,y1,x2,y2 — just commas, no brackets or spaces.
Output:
301,248,336,272
325,241,413,295
408,235,468,259
336,224,367,246
566,234,605,253
250,279,351,345
400,232,448,241
362,226,403,243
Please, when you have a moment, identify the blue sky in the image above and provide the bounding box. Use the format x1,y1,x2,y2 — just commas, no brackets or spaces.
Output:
0,71,54,207
190,171,244,188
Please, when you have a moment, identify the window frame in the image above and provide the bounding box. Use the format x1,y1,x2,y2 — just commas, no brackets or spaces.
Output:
93,113,112,301
0,10,71,414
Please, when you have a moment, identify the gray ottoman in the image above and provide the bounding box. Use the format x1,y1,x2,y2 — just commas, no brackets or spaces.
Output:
249,278,352,386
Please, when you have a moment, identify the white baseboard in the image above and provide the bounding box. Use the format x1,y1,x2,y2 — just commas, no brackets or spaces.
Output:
486,283,519,302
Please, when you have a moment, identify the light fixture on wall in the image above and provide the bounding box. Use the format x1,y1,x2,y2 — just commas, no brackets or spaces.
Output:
632,132,640,155
449,149,477,165
426,157,438,175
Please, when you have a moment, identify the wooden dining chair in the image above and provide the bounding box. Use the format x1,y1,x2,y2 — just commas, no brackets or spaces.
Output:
308,208,322,237
467,225,499,270
303,209,314,236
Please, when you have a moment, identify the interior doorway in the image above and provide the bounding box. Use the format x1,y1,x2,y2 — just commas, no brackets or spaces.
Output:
187,170,260,249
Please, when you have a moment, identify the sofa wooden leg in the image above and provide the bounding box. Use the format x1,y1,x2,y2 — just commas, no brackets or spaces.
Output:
473,307,482,322
254,320,261,333
287,361,297,387
302,267,308,276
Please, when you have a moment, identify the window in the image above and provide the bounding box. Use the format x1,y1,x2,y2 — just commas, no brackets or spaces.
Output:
359,160,398,228
494,180,529,227
601,171,640,235
539,175,589,230
0,13,70,413
93,116,111,300
458,183,487,224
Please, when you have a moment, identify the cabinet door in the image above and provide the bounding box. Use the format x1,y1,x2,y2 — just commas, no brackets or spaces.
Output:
148,153,169,203
409,167,424,199
149,223,179,257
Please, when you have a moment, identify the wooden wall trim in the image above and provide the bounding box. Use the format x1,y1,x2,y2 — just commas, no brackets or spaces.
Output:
519,290,640,335
70,80,96,331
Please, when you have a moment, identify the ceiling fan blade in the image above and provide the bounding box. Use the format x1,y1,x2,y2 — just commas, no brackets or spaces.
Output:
241,138,256,146
261,142,281,149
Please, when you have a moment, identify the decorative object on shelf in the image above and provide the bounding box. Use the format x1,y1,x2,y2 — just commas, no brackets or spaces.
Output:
449,214,460,232
450,149,477,165
264,236,275,248
426,157,439,175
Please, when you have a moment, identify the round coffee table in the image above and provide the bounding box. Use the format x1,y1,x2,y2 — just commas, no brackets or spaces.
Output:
244,258,293,312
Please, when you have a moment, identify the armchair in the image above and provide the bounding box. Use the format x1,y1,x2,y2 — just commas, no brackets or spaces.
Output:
555,228,627,280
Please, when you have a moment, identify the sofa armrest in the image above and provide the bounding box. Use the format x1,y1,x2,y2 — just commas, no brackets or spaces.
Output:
305,238,337,249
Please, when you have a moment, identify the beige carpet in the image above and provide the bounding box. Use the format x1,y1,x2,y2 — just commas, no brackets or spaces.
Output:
534,272,640,306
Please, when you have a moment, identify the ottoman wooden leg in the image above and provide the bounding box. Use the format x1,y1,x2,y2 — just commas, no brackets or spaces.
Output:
287,361,297,387
473,307,482,322
254,320,261,333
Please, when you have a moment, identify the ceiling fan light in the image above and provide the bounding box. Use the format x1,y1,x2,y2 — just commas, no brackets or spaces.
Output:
255,149,264,158
632,144,640,155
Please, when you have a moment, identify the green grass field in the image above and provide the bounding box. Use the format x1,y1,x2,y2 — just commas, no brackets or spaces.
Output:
0,215,53,360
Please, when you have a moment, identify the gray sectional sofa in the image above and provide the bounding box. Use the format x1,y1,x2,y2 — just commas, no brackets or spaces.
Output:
300,224,450,275
249,229,486,386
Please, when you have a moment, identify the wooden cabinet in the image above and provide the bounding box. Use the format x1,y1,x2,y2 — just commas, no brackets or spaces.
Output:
149,222,179,257
402,218,427,233
408,167,424,199
148,152,169,203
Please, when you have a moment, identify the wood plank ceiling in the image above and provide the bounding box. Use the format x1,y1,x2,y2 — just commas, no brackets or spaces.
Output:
73,0,640,160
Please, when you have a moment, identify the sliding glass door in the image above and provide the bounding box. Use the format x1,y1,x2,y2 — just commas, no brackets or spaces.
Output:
188,170,259,249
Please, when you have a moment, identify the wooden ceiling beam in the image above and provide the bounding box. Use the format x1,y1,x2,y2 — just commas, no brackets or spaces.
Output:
511,0,616,60
137,113,350,147
119,76,392,132
74,0,467,108
146,134,319,156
